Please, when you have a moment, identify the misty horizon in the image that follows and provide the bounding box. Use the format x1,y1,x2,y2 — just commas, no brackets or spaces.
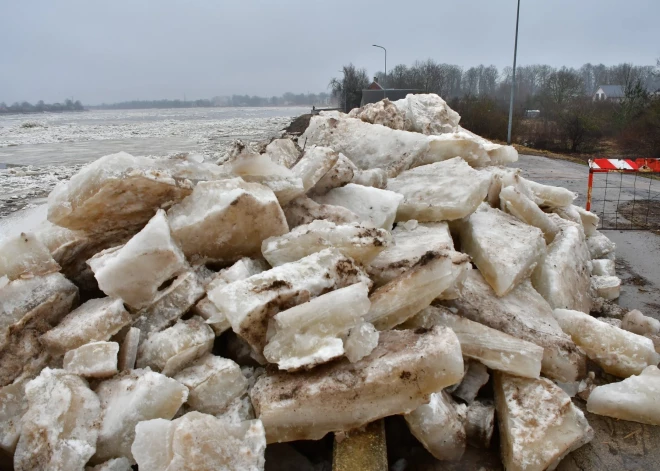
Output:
2,0,658,104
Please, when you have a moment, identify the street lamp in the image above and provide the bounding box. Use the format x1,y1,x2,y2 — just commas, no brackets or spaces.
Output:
507,0,521,145
372,44,387,90
339,69,347,113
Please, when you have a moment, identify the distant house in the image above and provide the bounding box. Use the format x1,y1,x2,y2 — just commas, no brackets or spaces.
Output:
593,85,625,102
367,77,384,90
524,109,541,118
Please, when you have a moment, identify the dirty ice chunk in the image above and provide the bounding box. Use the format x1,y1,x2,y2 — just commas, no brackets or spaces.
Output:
465,400,495,449
622,309,660,336
0,231,60,281
117,327,140,371
167,178,289,263
587,365,660,425
452,361,490,404
132,412,266,471
405,306,543,379
93,368,188,463
88,209,187,310
586,231,616,259
174,354,248,415
553,308,659,377
348,98,407,130
344,322,379,363
532,220,592,312
459,204,545,296
301,114,430,176
456,126,518,165
282,195,360,228
85,457,132,471
63,341,119,378
591,259,615,276
14,368,101,471
41,297,130,355
136,317,215,377
208,248,371,354
444,271,585,382
419,132,490,168
591,275,621,301
499,186,559,243
367,222,453,287
0,380,28,453
405,391,467,461
251,327,464,443
367,251,465,330
393,93,460,135
229,153,305,205
387,158,491,222
575,206,599,236
48,152,193,232
0,273,78,386
264,138,301,168
263,283,371,370
524,178,577,209
309,153,357,196
352,168,388,189
262,220,392,266
132,270,205,335
291,145,339,192
312,183,403,230
495,372,593,471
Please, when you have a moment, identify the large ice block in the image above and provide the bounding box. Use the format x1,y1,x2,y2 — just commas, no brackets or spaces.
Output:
87,210,187,310
132,412,266,471
352,168,388,189
300,114,429,176
456,126,519,165
552,308,660,377
495,372,593,471
282,195,360,228
308,153,357,196
458,204,546,296
263,283,371,370
367,221,453,287
312,183,403,230
14,368,101,471
532,220,592,312
586,231,616,259
250,327,464,443
136,317,215,376
228,153,305,205
349,98,407,130
420,132,491,167
387,158,491,222
167,178,289,263
208,248,371,354
393,93,460,135
63,341,119,378
291,145,339,192
621,309,660,336
0,380,28,453
262,220,391,266
47,152,193,232
404,306,543,379
444,270,585,382
591,275,621,301
343,322,379,363
174,354,248,415
524,179,577,209
41,297,130,355
587,365,660,425
591,259,616,276
264,138,301,168
404,391,467,461
0,232,60,280
499,186,559,243
93,368,188,463
366,251,467,330
0,272,78,386
131,269,205,335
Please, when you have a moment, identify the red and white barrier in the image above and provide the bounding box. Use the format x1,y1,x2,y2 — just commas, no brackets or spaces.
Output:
587,158,660,211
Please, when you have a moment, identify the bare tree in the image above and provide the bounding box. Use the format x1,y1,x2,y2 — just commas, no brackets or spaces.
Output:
329,64,370,112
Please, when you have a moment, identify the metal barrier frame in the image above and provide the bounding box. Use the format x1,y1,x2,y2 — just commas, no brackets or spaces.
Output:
586,158,660,230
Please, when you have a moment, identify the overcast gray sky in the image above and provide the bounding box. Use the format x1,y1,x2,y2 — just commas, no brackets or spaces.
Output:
1,0,658,104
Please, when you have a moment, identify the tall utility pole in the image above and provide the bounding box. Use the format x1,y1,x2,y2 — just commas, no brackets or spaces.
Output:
507,0,521,145
372,44,387,90
339,69,347,113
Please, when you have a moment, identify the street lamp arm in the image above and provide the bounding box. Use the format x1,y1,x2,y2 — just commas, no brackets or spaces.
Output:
372,45,387,89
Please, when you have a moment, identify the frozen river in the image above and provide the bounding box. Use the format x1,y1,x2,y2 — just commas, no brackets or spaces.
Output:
0,107,305,218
